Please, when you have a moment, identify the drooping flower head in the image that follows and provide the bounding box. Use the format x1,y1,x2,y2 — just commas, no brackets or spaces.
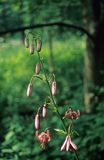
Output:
35,129,51,149
65,108,80,119
61,135,77,152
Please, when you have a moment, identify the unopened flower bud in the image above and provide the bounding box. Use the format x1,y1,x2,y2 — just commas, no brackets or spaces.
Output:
42,104,47,118
52,81,57,96
26,82,32,97
35,63,41,74
36,39,42,52
29,43,34,54
24,37,29,48
35,113,40,130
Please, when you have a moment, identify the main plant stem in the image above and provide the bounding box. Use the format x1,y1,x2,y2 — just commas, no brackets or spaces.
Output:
37,52,79,160
37,52,66,132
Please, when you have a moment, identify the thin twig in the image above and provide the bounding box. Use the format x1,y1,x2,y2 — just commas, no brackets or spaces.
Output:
0,21,93,41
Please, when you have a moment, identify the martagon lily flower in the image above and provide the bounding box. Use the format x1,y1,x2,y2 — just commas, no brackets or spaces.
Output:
35,129,51,149
65,108,80,119
61,135,77,152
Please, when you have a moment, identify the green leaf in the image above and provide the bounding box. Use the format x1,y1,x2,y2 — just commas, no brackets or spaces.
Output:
54,129,67,135
49,105,58,112
2,149,13,153
5,131,14,141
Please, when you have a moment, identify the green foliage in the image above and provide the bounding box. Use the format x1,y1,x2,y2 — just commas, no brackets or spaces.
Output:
0,35,104,160
0,0,83,34
76,102,104,160
54,129,67,135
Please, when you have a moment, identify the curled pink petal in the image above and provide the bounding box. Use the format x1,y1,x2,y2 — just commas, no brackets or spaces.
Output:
65,108,80,119
60,135,78,152
76,110,80,119
70,140,77,151
37,132,51,143
46,129,51,141
66,136,71,151
61,136,68,151
35,114,40,130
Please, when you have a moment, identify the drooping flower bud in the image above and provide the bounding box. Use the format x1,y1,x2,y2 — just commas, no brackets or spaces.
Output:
26,82,32,97
51,81,57,96
42,104,47,118
36,39,42,52
35,113,40,130
61,136,68,151
24,37,29,48
35,63,41,74
29,43,34,54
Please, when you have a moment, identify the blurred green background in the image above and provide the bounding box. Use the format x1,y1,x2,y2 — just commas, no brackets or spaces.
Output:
0,0,104,160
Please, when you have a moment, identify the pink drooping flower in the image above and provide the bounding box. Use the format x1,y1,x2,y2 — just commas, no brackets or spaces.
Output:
35,130,51,143
61,135,77,152
51,80,57,96
35,129,51,149
35,108,40,130
65,108,80,119
26,82,32,97
42,104,47,118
